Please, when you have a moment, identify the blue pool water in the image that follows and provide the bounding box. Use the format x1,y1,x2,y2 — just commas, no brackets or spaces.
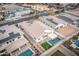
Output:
19,49,33,56
74,39,79,47
48,37,60,46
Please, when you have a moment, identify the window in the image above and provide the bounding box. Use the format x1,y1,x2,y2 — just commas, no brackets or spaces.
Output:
10,40,11,43
35,49,37,50
36,50,39,52
18,36,21,39
13,39,14,41
25,44,26,46
6,42,9,44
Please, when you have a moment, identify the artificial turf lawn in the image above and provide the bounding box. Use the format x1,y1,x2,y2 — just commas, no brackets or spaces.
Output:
41,42,52,50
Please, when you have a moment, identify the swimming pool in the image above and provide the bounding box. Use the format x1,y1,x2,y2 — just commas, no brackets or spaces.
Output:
48,37,60,46
19,49,33,56
74,39,79,47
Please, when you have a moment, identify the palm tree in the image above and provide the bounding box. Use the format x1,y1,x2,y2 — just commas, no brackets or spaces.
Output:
49,8,56,16
0,15,3,21
11,12,16,24
0,12,5,21
34,14,39,19
11,12,19,28
62,7,65,13
32,11,39,20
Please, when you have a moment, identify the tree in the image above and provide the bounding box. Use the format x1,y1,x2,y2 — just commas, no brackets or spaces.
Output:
0,12,5,21
72,36,78,40
34,14,39,19
49,8,56,16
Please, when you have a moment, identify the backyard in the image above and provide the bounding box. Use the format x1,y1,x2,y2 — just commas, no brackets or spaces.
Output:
41,42,52,50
